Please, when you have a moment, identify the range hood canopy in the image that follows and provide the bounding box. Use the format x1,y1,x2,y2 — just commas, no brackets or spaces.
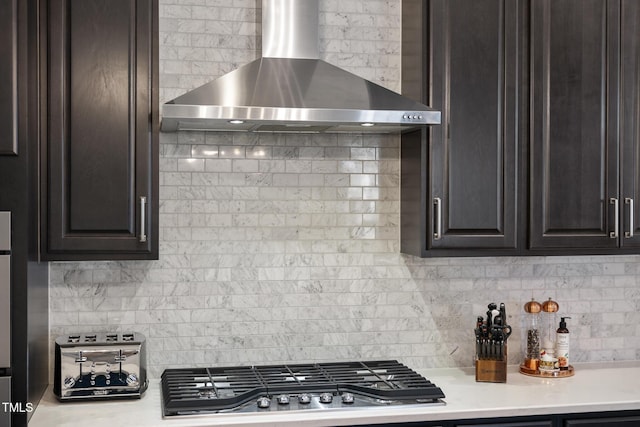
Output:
160,0,441,134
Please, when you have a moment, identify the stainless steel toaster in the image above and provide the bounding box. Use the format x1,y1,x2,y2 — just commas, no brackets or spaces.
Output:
54,332,148,400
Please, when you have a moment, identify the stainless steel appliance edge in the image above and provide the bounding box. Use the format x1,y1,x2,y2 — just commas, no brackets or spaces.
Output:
160,0,440,133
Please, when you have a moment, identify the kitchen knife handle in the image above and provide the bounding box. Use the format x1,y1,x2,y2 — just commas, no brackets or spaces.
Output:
625,198,634,238
140,196,148,243
610,198,619,239
433,197,442,240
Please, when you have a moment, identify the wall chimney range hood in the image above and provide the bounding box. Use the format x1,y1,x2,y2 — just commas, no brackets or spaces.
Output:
160,0,441,133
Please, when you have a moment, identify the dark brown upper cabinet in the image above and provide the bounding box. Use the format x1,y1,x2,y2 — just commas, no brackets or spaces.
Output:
41,0,158,260
619,0,640,248
529,0,640,251
402,0,640,257
401,0,526,257
0,0,18,155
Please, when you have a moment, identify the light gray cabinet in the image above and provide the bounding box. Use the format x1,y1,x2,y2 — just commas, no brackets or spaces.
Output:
0,256,10,369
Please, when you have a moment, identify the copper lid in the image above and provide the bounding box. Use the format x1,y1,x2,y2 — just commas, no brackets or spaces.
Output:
542,297,559,313
524,298,542,313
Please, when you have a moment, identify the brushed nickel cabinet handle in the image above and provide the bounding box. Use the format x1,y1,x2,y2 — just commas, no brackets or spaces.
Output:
139,196,147,243
610,198,619,239
433,197,442,240
625,197,634,238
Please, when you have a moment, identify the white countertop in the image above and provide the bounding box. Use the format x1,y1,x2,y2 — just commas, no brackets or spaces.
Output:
28,362,640,427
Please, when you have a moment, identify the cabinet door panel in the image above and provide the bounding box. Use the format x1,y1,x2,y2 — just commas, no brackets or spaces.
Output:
0,0,18,155
620,0,640,247
44,0,157,259
564,415,640,426
529,0,619,249
428,0,520,250
67,1,132,231
458,422,552,427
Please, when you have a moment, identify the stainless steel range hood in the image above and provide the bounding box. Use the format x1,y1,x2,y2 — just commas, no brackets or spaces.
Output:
160,0,440,133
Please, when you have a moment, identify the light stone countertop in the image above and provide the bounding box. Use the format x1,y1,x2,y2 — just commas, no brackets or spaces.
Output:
28,362,640,427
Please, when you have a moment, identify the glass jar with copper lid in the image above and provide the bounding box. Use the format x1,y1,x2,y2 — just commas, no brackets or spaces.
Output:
541,297,559,357
522,298,542,370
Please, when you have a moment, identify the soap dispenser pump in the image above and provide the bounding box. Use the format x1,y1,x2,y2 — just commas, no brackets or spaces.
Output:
556,317,571,370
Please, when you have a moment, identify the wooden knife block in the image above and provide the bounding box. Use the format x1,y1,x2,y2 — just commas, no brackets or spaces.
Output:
475,359,507,382
475,346,507,383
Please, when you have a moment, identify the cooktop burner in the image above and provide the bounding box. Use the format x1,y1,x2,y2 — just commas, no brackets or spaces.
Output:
161,360,445,416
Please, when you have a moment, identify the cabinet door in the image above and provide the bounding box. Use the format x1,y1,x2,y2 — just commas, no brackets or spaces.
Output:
428,0,521,250
43,0,158,260
0,0,18,155
620,0,640,247
529,0,619,250
564,415,640,426
455,422,552,427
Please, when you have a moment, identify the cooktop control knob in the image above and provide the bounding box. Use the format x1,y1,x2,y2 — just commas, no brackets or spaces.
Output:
341,392,355,404
298,393,311,404
319,392,333,404
277,394,290,405
257,396,271,409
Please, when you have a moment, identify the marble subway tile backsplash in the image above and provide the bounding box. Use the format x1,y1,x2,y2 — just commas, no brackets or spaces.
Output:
48,0,640,378
49,130,640,378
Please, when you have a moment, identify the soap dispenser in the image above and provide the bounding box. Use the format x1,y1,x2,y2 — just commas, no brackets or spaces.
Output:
556,317,571,370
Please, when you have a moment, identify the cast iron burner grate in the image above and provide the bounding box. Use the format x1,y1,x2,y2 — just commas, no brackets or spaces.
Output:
161,360,445,416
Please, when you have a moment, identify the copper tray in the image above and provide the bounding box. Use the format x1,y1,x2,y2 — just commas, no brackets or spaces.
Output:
519,364,575,378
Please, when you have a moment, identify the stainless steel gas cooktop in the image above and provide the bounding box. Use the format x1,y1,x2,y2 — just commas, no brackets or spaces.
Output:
160,360,445,416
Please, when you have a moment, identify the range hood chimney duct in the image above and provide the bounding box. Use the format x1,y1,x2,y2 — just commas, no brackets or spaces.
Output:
160,0,440,133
